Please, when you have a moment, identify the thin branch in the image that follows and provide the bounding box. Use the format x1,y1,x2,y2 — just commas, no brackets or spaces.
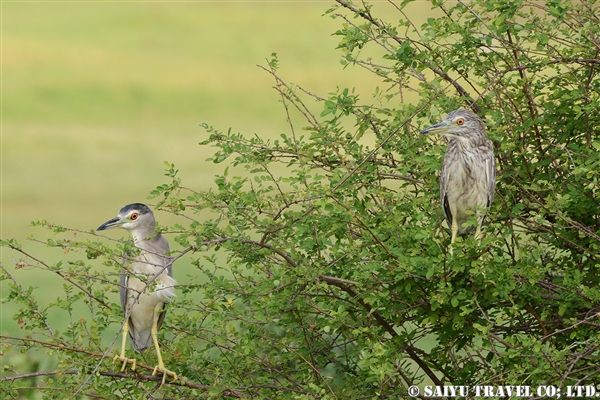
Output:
333,0,480,113
0,335,244,395
2,242,111,309
318,276,446,386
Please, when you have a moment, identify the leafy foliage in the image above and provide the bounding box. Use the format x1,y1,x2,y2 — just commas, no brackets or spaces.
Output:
3,0,600,398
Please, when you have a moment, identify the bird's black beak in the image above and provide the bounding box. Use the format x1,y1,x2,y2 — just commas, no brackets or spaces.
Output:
420,121,450,135
97,216,123,231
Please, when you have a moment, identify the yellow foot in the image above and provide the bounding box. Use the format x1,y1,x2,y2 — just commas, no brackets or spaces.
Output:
152,365,178,386
113,354,137,373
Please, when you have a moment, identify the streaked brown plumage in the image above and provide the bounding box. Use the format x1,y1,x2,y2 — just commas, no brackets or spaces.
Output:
420,110,495,252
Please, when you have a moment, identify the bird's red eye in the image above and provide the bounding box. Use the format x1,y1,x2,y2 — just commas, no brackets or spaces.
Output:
130,213,139,221
456,118,465,125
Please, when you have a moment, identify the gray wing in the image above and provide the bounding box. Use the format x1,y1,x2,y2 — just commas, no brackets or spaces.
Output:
485,151,496,209
440,144,452,227
119,247,129,317
155,235,173,332
155,256,174,331
120,269,128,316
120,255,138,343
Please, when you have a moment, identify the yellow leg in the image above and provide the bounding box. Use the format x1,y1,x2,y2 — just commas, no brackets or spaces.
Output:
449,218,459,256
113,320,136,372
150,318,177,386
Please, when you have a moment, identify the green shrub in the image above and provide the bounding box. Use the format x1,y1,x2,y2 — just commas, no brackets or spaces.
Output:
3,1,600,397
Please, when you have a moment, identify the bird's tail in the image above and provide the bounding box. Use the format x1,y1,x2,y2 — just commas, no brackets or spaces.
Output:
128,321,153,352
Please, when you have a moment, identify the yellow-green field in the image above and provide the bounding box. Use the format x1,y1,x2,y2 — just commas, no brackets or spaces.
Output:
2,1,397,342
1,3,456,392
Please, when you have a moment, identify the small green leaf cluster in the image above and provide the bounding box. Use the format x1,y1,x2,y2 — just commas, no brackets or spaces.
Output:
3,1,600,398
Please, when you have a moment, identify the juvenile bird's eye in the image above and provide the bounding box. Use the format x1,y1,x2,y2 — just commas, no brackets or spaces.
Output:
130,213,139,221
456,118,465,125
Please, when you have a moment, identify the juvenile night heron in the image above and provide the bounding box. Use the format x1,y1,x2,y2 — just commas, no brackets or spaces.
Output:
97,203,177,384
420,110,495,253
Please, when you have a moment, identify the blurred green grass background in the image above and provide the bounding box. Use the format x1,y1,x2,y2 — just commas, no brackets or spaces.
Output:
2,1,393,341
10,0,574,392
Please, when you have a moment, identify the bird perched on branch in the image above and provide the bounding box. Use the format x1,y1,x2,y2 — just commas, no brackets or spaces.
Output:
420,110,495,253
97,203,177,384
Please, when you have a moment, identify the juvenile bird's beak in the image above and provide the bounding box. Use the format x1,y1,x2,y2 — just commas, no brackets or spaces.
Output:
97,216,124,231
420,121,450,135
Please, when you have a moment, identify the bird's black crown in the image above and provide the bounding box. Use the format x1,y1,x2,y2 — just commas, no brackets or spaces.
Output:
119,203,152,216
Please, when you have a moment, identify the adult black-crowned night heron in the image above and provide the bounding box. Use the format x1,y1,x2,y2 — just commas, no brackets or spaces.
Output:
97,203,177,384
420,110,495,253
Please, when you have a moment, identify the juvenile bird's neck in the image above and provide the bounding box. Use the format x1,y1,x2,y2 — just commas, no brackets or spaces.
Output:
451,135,491,151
